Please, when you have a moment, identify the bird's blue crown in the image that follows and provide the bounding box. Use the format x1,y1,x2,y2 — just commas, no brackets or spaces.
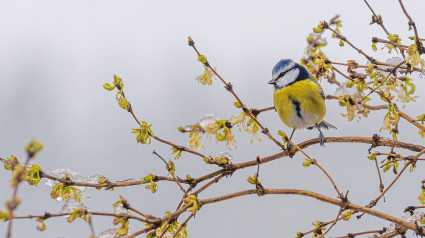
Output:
272,59,295,76
272,59,310,82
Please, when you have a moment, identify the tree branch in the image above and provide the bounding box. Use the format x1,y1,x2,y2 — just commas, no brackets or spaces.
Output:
200,188,424,235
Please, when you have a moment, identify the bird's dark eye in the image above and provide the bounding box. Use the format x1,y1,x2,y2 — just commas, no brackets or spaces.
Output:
276,71,286,80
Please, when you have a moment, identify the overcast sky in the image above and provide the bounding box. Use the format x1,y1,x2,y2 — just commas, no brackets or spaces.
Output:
1,0,425,237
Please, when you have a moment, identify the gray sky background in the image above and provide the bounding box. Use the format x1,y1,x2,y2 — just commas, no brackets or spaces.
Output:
1,0,425,237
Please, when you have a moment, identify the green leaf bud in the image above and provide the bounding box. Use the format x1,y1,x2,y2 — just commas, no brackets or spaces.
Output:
103,83,116,91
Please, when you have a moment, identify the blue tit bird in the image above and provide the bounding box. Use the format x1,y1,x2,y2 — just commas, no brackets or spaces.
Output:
268,59,336,147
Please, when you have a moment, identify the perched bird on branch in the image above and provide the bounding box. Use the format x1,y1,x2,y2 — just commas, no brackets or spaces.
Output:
268,59,336,147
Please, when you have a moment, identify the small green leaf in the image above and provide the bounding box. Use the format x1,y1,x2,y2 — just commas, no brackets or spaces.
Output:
342,210,352,221
247,176,256,184
25,139,43,157
35,218,46,231
167,160,175,177
26,164,42,186
233,101,242,108
197,55,207,64
113,74,123,89
0,210,9,221
118,97,129,110
103,83,116,91
203,156,210,164
302,159,311,168
367,153,376,160
132,122,154,144
418,189,425,205
184,194,199,215
383,163,391,173
345,81,354,88
372,42,377,52
171,147,182,160
4,155,19,171
114,217,129,235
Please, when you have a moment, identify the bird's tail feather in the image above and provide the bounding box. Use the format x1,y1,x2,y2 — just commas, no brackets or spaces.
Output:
317,120,337,130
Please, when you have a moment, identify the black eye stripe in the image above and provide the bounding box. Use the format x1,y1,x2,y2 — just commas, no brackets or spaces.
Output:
276,71,287,80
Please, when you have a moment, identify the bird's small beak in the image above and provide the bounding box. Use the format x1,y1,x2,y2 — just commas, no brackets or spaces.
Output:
268,79,275,84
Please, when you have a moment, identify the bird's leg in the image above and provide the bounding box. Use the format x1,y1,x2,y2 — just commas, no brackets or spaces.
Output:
286,129,296,150
315,125,325,146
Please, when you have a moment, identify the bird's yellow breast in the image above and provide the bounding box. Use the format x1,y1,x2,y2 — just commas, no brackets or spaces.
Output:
273,79,326,129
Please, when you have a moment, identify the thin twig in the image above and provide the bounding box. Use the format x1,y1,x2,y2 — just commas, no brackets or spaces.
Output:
290,141,343,198
193,174,224,196
369,161,411,207
6,152,35,238
128,225,155,238
364,0,407,59
361,61,404,102
317,208,343,238
153,135,206,158
158,224,171,238
39,171,189,188
408,206,425,210
373,37,408,49
121,91,207,159
171,214,194,238
251,106,274,116
398,111,425,132
123,199,154,220
152,150,187,195
13,211,150,223
88,216,96,237
299,219,337,237
334,229,384,238
398,0,424,54
328,60,408,72
363,0,390,34
374,157,384,193
326,94,388,111
325,23,376,63
332,66,353,81
188,38,285,150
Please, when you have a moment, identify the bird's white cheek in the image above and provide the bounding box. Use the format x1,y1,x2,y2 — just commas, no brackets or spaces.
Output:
276,69,300,88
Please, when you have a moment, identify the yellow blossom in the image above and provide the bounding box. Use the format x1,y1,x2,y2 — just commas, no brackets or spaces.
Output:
229,112,249,132
229,112,246,125
195,66,215,85
204,122,220,136
405,44,425,70
381,115,391,131
189,132,204,151
225,130,236,147
419,189,425,205
419,129,425,138
245,121,261,143
340,105,357,122
228,112,261,143
396,85,417,104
